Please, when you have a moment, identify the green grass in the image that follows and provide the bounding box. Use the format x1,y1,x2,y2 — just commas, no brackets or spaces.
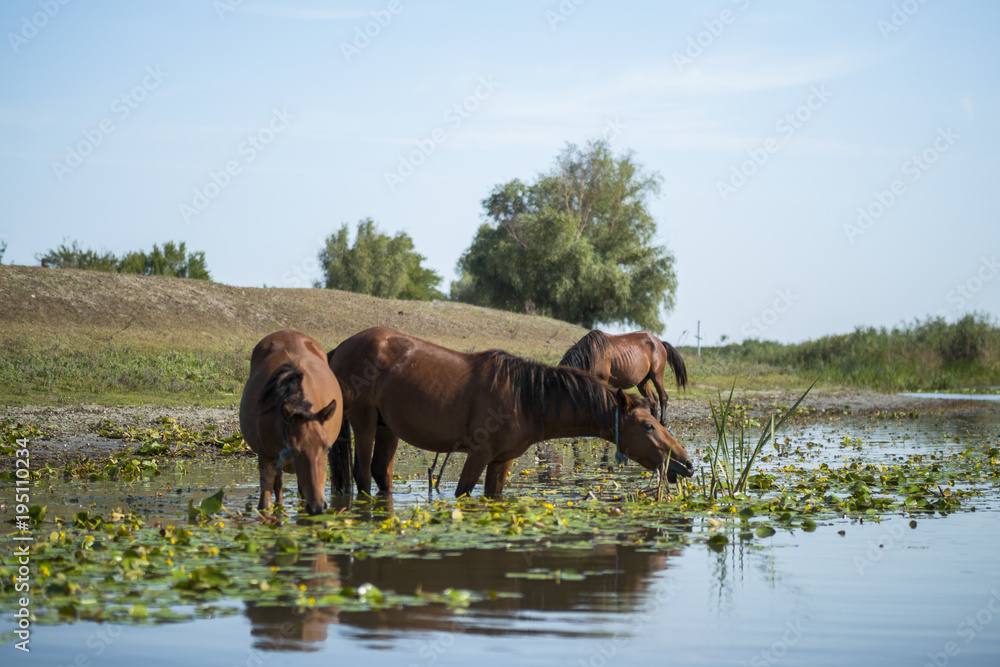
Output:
0,343,250,406
4,265,997,404
684,314,1000,393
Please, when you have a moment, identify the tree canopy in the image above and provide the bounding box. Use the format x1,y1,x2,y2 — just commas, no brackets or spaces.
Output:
37,240,210,280
318,218,444,301
451,139,677,331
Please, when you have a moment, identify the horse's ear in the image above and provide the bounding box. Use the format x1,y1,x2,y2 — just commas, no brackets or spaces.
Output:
615,388,628,406
316,398,338,423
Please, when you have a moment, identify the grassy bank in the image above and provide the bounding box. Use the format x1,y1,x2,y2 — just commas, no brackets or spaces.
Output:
0,265,592,405
4,265,993,405
690,314,1000,392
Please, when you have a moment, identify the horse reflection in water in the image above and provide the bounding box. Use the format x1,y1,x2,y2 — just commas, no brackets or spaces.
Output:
244,551,342,650
242,515,691,648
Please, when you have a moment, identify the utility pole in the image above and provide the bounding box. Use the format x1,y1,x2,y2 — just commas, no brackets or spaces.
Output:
696,320,702,357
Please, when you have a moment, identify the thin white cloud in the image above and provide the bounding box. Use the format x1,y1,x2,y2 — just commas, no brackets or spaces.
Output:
240,4,367,21
630,51,872,95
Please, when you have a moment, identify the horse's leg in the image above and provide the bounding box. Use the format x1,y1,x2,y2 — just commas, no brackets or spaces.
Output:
637,378,663,423
434,452,451,491
484,459,515,499
427,453,440,494
455,452,490,498
329,419,353,495
274,469,284,505
651,374,668,425
371,426,399,495
351,409,378,497
257,457,277,510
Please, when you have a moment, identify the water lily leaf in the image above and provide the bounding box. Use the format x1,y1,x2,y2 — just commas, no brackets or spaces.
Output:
274,535,298,553
755,526,776,538
707,534,728,551
198,488,225,516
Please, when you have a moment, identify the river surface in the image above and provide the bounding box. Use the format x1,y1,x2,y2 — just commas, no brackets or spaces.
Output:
3,408,1000,666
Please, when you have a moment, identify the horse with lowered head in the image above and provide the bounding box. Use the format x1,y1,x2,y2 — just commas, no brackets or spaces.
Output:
327,327,694,498
239,330,343,515
560,330,688,426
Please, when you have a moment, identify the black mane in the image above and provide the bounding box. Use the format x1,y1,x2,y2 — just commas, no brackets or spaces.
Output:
558,330,613,371
261,362,312,417
478,349,623,430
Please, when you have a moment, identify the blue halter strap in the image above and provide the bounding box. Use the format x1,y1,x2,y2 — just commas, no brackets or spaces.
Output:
614,404,627,466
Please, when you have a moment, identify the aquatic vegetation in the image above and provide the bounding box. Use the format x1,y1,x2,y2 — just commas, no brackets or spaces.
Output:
2,409,999,627
96,416,249,456
705,380,815,498
0,420,49,456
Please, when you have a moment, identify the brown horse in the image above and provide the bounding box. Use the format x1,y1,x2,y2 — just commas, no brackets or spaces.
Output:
239,330,343,515
559,330,688,426
327,327,693,498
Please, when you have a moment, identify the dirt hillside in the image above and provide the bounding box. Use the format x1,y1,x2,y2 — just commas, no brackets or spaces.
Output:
0,265,587,359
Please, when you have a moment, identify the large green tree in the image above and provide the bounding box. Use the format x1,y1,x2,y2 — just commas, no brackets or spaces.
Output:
37,239,210,280
318,218,444,300
452,139,677,331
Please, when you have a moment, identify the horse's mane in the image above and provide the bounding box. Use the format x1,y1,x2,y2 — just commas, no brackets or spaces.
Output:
558,330,613,371
261,362,312,417
478,349,643,430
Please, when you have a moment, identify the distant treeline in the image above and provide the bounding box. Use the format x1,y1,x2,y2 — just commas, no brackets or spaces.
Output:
713,314,999,391
37,240,210,280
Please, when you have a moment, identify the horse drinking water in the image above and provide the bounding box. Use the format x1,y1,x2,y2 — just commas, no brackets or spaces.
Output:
560,330,688,426
327,327,693,498
239,330,343,515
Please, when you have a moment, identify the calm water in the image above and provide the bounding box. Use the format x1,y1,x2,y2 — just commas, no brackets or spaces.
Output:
899,392,1000,402
4,408,1000,666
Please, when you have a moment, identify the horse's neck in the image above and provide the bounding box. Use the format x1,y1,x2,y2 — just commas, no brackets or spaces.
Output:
533,398,613,442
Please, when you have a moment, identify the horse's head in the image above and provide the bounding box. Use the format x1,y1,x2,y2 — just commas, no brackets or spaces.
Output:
278,397,340,515
614,389,694,482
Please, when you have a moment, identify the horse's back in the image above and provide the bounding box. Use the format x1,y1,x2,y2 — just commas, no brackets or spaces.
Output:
329,327,495,448
241,330,341,454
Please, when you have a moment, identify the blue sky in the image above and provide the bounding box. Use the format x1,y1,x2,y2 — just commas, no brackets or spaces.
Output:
2,0,998,344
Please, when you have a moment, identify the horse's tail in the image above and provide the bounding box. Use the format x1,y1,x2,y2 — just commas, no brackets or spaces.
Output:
661,340,689,390
327,342,354,494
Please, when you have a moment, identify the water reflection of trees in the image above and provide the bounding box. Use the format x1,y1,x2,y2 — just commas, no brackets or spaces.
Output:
243,517,692,650
706,530,811,622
